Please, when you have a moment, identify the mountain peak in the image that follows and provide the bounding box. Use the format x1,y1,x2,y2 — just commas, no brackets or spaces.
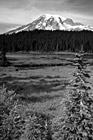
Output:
41,13,66,20
6,14,93,34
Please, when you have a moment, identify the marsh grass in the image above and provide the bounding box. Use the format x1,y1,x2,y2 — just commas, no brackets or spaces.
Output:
0,53,93,140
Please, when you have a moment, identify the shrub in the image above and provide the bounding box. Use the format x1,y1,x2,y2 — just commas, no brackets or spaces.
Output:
53,53,93,140
0,85,52,140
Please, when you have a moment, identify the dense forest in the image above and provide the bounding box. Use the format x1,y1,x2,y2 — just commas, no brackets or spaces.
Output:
0,30,93,53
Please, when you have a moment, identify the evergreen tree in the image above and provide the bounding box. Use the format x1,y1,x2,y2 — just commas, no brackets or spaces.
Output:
0,30,93,52
0,44,10,66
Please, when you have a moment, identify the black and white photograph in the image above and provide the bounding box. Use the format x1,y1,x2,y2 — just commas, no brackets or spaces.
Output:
0,0,93,140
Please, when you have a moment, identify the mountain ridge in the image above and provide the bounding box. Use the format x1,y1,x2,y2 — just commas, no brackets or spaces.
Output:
6,14,93,34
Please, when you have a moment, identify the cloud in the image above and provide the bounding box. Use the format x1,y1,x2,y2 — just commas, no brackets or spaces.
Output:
0,6,42,24
0,0,31,9
0,0,68,10
68,0,93,14
68,0,93,5
0,0,92,16
0,0,70,24
0,22,20,34
32,0,68,11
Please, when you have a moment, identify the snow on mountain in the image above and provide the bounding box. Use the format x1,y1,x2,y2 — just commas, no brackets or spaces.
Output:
7,14,93,34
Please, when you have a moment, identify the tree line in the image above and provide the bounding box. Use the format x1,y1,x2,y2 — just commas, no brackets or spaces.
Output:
0,30,93,53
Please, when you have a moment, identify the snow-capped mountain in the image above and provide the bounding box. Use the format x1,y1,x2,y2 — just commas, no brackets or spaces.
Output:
7,14,93,34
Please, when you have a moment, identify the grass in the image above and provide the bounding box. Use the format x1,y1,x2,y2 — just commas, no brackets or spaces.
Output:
0,53,93,140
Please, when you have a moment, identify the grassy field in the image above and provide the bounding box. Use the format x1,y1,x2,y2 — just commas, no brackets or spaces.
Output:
0,52,93,136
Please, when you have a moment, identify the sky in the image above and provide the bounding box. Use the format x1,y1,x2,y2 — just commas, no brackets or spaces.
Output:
0,0,93,34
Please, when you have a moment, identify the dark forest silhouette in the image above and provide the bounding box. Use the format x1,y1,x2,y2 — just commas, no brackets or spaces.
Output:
0,30,93,53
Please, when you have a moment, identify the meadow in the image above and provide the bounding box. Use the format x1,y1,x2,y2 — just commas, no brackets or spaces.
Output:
0,52,93,139
0,53,93,114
